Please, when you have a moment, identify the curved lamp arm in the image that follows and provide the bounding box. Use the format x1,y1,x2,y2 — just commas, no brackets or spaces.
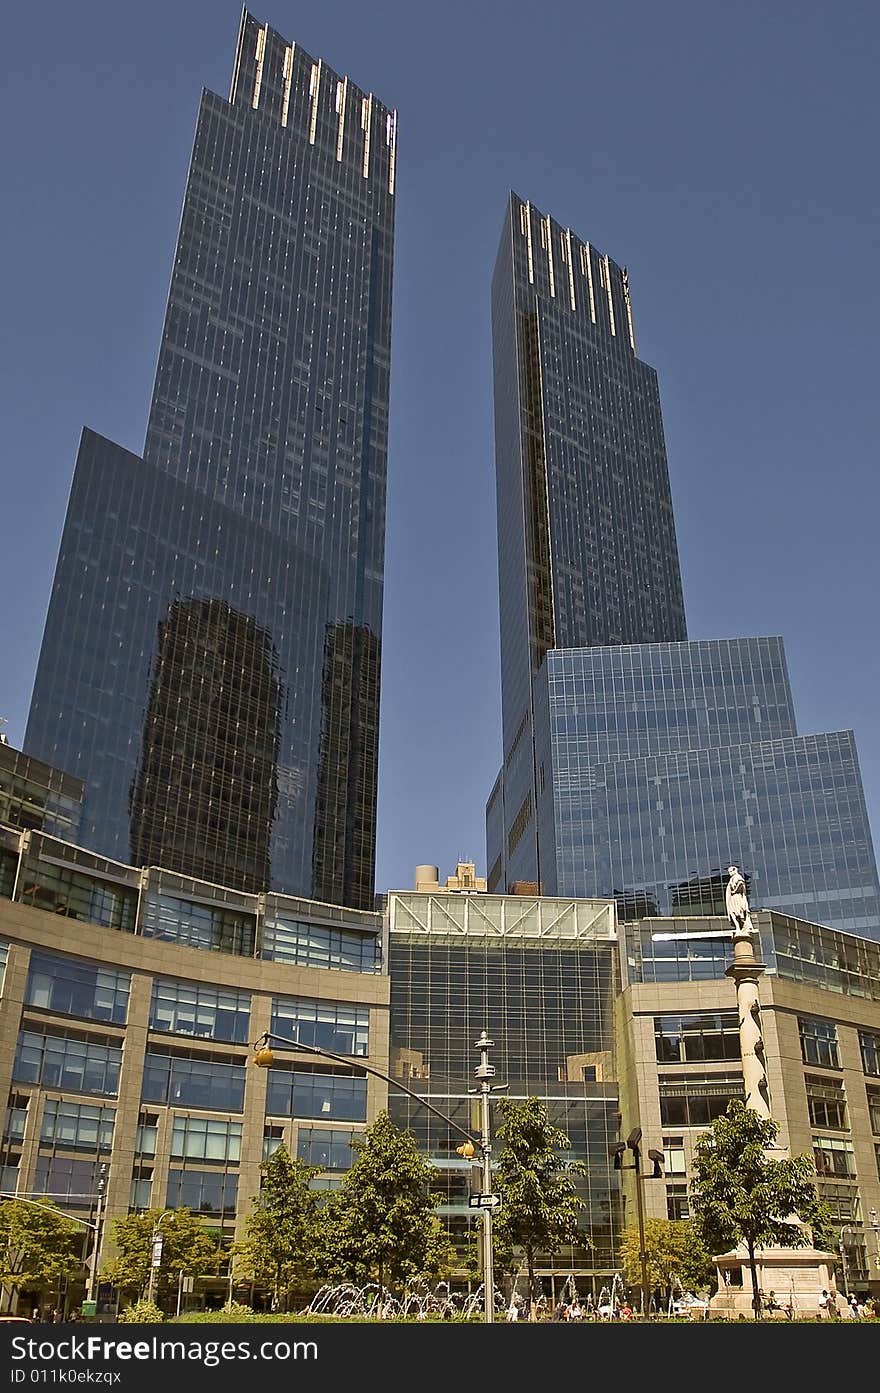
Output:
252,1031,480,1148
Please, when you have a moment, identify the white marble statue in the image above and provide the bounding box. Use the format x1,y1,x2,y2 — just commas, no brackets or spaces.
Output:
725,865,754,936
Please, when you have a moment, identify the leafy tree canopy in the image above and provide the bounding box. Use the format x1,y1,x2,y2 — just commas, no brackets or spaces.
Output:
689,1100,833,1316
316,1111,452,1294
619,1218,714,1295
493,1097,586,1301
690,1101,832,1255
233,1144,321,1310
103,1208,218,1300
0,1199,81,1302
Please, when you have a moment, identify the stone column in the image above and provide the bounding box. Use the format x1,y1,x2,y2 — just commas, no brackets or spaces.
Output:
725,932,771,1120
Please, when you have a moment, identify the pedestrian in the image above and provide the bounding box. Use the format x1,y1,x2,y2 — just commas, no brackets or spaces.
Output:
848,1293,861,1318
552,1300,567,1322
568,1300,583,1321
620,1301,633,1320
818,1289,833,1319
506,1295,520,1323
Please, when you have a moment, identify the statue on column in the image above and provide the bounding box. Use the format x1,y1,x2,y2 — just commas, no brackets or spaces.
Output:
725,866,754,937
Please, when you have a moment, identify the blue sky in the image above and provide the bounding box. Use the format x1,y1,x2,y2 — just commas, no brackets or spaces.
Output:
1,0,878,895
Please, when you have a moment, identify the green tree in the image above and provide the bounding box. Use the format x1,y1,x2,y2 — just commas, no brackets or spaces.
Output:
492,1097,586,1316
618,1218,713,1305
315,1111,452,1315
233,1144,321,1311
689,1100,832,1319
103,1209,217,1304
0,1199,81,1313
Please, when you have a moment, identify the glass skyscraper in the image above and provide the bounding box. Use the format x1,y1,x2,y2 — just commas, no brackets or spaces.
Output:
487,196,880,940
25,12,396,908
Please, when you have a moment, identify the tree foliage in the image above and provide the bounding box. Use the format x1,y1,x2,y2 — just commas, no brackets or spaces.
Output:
103,1208,218,1301
619,1218,713,1296
315,1112,452,1303
0,1199,81,1309
233,1144,321,1310
689,1100,832,1317
492,1097,586,1308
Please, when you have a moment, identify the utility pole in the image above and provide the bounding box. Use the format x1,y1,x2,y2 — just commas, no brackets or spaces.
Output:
474,1031,496,1325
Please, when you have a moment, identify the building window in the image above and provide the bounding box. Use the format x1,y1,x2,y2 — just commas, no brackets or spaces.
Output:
3,1097,28,1145
270,998,369,1058
805,1075,849,1131
40,1099,114,1152
171,1116,241,1163
866,1086,880,1136
261,918,381,973
666,1184,690,1220
263,1125,284,1161
32,1155,102,1207
16,860,136,932
141,1051,246,1112
859,1031,880,1078
149,980,250,1044
798,1017,840,1069
265,1068,367,1122
654,1013,740,1063
13,1029,121,1097
1,1161,20,1193
297,1127,359,1171
662,1138,687,1176
166,1168,238,1216
659,1073,743,1127
817,1183,861,1224
0,855,16,900
25,952,130,1025
0,941,8,990
141,893,255,957
813,1135,856,1178
130,1170,153,1209
136,1113,158,1158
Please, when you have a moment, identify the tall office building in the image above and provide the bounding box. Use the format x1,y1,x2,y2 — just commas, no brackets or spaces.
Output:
25,12,396,908
487,195,880,939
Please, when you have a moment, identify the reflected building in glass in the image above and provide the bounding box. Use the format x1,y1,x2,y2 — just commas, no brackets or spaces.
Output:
25,11,395,909
486,195,880,940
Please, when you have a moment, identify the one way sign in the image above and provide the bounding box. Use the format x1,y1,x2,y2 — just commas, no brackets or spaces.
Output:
469,1193,502,1210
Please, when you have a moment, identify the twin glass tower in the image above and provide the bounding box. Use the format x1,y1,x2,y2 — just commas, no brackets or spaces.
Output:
26,11,395,910
485,194,880,939
24,13,879,936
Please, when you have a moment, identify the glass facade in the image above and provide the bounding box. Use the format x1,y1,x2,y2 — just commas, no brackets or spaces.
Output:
149,979,250,1044
489,194,687,887
270,997,370,1056
624,911,880,998
141,1051,246,1112
387,891,621,1280
13,1030,121,1097
264,1067,367,1122
25,952,130,1025
25,10,395,911
491,641,880,938
0,744,83,841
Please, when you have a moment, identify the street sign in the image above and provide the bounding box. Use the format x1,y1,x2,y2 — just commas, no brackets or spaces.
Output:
469,1193,502,1210
151,1235,164,1267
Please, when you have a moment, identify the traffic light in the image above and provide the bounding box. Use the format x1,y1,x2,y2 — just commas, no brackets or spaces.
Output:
456,1141,475,1159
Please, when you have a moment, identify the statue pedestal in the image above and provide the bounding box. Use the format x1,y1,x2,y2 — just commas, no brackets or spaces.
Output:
710,1243,838,1319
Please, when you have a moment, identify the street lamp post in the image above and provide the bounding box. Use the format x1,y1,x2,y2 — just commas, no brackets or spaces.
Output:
837,1225,853,1299
146,1211,172,1307
251,1028,498,1321
611,1128,664,1316
86,1163,108,1306
870,1209,880,1272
